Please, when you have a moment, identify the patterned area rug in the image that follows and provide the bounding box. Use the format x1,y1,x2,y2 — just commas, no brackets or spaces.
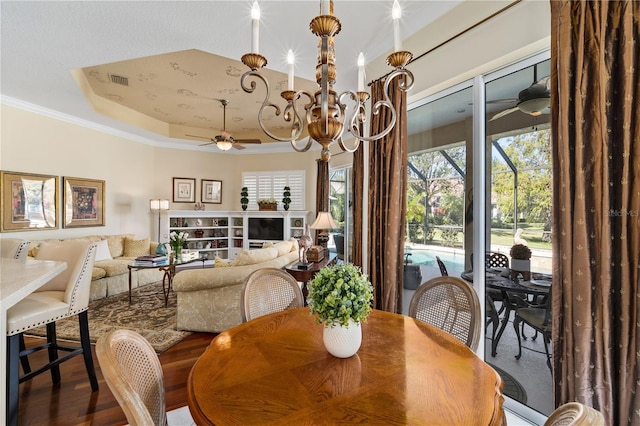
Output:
26,281,192,353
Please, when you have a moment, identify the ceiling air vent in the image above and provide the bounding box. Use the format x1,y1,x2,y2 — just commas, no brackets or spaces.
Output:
109,74,128,86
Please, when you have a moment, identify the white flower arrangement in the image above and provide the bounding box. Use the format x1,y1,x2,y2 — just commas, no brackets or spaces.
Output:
169,230,189,251
308,263,373,327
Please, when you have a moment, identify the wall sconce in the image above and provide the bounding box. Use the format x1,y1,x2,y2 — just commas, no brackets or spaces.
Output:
149,199,170,244
310,211,338,248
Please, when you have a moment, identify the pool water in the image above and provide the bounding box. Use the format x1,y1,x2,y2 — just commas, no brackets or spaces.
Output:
404,247,466,276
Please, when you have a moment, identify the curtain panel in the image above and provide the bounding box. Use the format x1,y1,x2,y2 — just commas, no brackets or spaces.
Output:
315,159,330,242
352,142,365,269
367,78,408,313
550,1,640,424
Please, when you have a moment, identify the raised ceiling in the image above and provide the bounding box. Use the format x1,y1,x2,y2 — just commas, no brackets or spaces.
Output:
1,1,462,154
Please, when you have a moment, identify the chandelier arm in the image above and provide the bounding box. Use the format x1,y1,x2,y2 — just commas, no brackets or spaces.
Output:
337,135,360,153
290,136,314,152
338,90,367,144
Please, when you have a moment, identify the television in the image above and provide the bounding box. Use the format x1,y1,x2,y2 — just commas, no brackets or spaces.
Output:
248,217,284,241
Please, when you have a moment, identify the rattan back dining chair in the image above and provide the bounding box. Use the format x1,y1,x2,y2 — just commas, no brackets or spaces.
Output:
408,276,481,351
96,329,168,426
0,238,31,259
544,402,605,426
241,268,305,322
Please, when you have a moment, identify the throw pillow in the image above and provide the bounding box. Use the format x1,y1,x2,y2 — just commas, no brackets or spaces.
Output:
231,247,278,266
123,237,150,257
94,239,113,261
214,256,230,267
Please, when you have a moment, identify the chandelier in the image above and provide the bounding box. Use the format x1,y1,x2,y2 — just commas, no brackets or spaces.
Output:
240,0,414,162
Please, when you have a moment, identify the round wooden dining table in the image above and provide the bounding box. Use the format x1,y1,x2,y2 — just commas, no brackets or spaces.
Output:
187,308,504,425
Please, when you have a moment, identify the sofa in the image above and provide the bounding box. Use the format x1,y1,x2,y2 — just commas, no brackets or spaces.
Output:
27,234,165,301
173,239,301,333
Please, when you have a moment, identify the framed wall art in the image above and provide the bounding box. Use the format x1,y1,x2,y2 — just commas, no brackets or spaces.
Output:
173,177,196,203
63,176,105,228
202,179,222,204
1,171,58,232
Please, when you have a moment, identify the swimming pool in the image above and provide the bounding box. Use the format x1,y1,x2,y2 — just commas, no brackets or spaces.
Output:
404,246,466,276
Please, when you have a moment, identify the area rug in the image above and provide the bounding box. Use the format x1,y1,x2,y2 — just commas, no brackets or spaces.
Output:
26,281,192,353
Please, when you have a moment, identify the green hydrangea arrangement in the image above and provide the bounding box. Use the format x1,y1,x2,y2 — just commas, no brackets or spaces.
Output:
308,263,373,327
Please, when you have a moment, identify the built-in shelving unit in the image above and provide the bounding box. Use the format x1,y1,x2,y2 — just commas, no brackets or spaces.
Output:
165,210,309,262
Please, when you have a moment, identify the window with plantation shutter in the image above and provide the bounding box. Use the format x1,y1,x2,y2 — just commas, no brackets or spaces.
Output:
242,171,305,211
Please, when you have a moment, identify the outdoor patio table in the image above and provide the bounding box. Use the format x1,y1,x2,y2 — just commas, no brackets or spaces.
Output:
187,308,505,425
461,270,551,357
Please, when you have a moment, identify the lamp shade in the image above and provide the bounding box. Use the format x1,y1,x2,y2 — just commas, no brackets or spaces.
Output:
310,212,338,230
150,199,170,211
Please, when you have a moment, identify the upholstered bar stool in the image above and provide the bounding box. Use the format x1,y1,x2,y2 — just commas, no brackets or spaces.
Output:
0,238,31,259
5,240,98,426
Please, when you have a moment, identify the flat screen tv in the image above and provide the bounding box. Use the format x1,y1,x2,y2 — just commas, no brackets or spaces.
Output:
248,217,284,241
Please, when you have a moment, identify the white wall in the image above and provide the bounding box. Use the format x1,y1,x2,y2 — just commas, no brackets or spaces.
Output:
0,104,318,242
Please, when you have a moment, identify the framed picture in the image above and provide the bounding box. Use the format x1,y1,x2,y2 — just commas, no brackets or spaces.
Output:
173,177,196,203
202,179,222,204
63,176,105,228
1,171,58,232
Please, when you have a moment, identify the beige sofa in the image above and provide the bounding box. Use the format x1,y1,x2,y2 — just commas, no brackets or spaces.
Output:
28,234,165,301
173,239,300,333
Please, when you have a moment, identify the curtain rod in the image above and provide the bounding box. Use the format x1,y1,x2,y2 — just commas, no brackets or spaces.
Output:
369,0,522,86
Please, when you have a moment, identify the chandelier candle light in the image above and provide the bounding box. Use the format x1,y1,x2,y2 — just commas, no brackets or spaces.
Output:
240,0,414,162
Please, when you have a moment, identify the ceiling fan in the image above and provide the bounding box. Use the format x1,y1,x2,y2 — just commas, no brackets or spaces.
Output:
187,99,261,151
489,65,551,122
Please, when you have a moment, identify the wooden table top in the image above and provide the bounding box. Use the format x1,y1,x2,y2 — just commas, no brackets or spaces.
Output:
187,308,504,425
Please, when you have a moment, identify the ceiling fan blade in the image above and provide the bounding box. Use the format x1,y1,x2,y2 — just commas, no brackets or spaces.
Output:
198,141,215,146
186,134,214,140
490,106,520,122
235,139,262,144
486,98,517,104
232,144,246,150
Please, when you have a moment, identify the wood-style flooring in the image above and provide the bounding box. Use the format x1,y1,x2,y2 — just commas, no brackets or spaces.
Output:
16,333,215,426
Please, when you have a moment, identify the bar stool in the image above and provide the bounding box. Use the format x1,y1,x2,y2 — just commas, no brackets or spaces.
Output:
5,240,98,426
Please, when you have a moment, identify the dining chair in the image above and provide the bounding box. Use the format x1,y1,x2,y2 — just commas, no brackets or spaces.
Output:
96,329,169,426
6,240,99,424
1,238,31,259
513,286,552,371
408,276,481,351
241,268,305,322
544,401,605,426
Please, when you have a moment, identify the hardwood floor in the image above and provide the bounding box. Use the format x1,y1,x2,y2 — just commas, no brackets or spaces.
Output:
17,333,215,425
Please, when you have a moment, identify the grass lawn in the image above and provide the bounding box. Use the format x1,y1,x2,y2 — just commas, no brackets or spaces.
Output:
412,225,552,251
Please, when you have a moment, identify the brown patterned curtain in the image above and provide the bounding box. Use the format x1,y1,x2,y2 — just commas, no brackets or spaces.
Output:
550,1,640,424
367,78,408,313
352,142,364,268
315,158,330,240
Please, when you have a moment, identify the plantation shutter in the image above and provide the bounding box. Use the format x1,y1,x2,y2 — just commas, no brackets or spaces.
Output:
242,171,305,211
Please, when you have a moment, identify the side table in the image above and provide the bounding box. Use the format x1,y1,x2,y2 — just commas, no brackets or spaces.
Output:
284,252,337,304
128,257,205,307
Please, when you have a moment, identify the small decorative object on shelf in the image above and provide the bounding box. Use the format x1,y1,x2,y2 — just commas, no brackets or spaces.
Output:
510,243,532,281
194,229,205,238
241,187,249,211
282,186,291,211
169,230,189,260
258,198,278,211
308,263,373,358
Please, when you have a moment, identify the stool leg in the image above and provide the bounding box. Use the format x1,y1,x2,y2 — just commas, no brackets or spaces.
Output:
7,334,20,426
19,333,31,374
46,322,61,384
78,311,99,391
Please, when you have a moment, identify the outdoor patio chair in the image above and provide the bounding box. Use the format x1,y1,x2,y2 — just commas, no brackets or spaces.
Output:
408,276,481,351
241,268,304,322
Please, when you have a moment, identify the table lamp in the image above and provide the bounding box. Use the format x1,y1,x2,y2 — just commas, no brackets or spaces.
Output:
310,211,338,249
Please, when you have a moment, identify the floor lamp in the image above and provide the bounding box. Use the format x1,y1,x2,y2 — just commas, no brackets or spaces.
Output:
149,199,169,252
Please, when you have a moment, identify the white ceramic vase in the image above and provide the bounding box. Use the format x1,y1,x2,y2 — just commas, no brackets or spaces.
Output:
323,319,362,358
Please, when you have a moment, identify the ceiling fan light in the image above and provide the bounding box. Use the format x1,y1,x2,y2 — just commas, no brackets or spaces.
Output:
518,97,549,115
216,140,233,151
